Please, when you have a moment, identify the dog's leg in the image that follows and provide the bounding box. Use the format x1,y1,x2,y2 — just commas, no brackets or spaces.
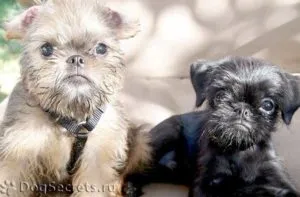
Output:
121,115,184,197
0,114,74,197
255,162,299,197
70,153,120,197
70,124,129,197
189,149,232,197
188,183,208,197
232,161,300,197
70,156,119,197
188,156,210,197
233,185,298,197
149,115,183,161
251,172,299,196
123,163,183,197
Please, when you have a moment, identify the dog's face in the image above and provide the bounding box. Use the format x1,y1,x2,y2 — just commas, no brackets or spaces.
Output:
5,0,139,118
190,57,300,151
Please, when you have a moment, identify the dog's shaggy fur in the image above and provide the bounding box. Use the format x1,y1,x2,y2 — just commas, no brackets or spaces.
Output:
124,57,300,197
1,1,151,196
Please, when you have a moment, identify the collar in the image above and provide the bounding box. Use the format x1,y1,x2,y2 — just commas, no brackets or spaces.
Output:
47,106,106,137
46,106,106,175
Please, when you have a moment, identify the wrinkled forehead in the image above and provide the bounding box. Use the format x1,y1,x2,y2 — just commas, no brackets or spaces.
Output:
212,61,284,97
27,1,109,45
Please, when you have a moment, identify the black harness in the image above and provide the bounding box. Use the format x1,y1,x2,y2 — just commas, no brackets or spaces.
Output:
47,106,105,175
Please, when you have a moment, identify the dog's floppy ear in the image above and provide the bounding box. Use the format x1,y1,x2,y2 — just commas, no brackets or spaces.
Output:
190,59,220,107
103,7,140,39
281,73,300,125
4,5,41,40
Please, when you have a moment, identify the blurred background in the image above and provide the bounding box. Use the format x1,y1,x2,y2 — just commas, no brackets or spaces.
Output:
1,0,300,102
1,0,300,193
0,0,22,101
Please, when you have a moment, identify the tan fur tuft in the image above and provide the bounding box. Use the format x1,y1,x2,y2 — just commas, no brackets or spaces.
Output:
123,125,152,175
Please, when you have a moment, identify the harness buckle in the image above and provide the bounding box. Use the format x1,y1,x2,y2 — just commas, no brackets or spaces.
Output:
74,121,89,138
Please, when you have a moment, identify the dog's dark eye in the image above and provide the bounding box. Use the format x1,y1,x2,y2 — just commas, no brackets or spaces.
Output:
96,43,107,55
41,43,54,57
214,91,226,103
260,99,275,113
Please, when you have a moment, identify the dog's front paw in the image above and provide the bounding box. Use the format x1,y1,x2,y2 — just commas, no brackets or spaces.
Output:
276,189,299,197
207,174,233,189
209,177,224,187
122,182,143,197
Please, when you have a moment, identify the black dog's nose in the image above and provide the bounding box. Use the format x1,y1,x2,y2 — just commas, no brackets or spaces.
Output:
66,55,85,68
235,106,251,119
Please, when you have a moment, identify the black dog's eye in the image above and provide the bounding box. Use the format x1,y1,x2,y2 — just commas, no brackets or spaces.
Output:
41,43,54,57
214,91,226,103
95,43,107,55
260,98,275,113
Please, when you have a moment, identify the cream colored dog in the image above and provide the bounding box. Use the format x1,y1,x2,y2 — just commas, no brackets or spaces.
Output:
1,0,150,196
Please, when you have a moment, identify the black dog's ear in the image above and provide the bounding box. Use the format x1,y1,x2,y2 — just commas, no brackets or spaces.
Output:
190,59,222,107
282,73,300,125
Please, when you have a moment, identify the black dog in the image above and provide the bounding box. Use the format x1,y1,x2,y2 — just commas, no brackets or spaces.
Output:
124,57,300,197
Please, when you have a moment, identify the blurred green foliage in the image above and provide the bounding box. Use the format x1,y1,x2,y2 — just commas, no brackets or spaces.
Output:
0,92,7,101
0,0,21,102
0,0,22,63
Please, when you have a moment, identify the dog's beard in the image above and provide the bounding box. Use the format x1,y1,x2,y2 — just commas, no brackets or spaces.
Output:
21,54,125,120
38,82,105,119
204,108,272,152
205,120,256,151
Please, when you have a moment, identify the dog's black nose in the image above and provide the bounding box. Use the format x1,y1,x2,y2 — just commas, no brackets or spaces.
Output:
66,55,85,68
235,106,251,119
